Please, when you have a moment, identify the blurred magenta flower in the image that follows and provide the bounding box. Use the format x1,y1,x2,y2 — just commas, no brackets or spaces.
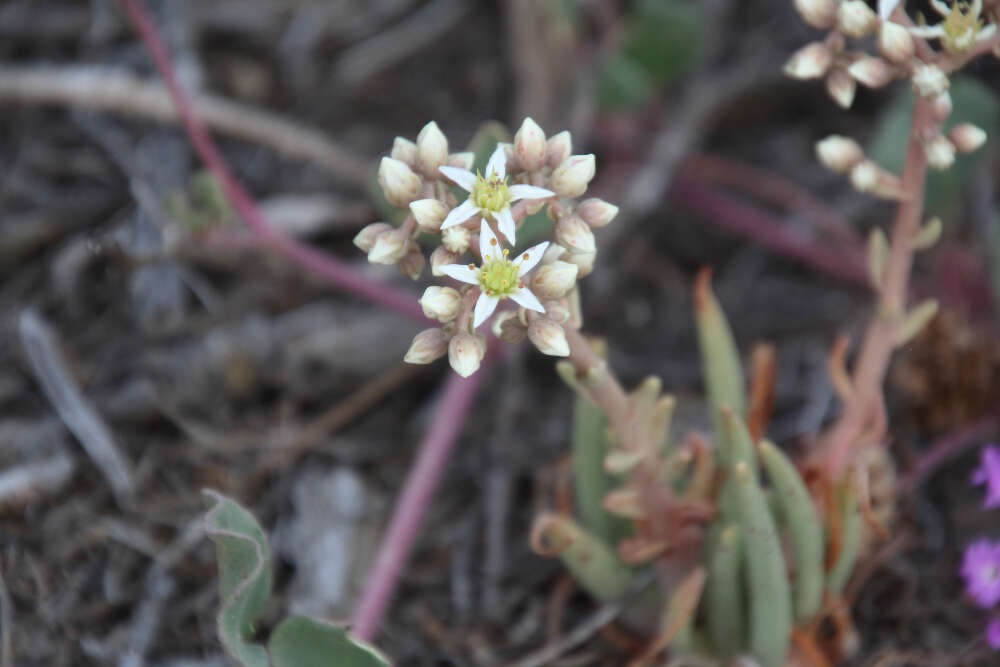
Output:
962,539,1000,609
987,618,1000,650
972,445,1000,509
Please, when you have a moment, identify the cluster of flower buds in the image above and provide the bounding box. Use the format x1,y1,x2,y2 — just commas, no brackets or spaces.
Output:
357,118,619,376
788,0,991,196
787,0,997,114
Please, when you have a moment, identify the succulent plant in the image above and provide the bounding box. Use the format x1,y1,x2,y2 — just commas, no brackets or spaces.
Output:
531,270,862,667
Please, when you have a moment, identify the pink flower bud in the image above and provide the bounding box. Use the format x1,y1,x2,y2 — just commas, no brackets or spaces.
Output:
825,68,856,109
448,152,474,170
492,310,526,343
911,64,949,99
555,215,596,254
404,328,449,364
430,246,458,276
924,134,956,171
528,317,569,357
794,0,837,29
847,56,895,88
390,137,416,166
546,131,572,168
576,198,619,228
948,123,987,153
878,21,914,64
378,157,422,207
532,261,579,300
398,245,425,280
783,42,833,79
442,225,471,254
563,250,597,278
515,117,548,172
449,333,484,377
836,0,877,38
849,160,905,200
816,135,864,173
931,91,953,123
419,286,461,322
415,121,449,178
409,198,449,232
551,155,596,198
367,229,409,265
353,222,393,252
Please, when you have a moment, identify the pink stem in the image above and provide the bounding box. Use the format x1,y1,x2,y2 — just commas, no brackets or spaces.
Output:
118,0,425,323
899,415,999,493
671,175,871,288
351,370,483,640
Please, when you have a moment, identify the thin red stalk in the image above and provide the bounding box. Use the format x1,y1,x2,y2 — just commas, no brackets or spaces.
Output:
684,153,862,250
351,370,483,640
899,415,998,494
119,0,425,323
671,175,870,288
824,99,933,478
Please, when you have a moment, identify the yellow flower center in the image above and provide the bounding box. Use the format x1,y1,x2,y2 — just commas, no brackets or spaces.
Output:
470,172,512,213
942,1,983,53
478,248,521,297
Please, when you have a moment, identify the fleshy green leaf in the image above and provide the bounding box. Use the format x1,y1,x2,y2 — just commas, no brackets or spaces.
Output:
572,396,631,546
596,52,652,111
623,0,702,83
269,616,392,667
203,490,272,667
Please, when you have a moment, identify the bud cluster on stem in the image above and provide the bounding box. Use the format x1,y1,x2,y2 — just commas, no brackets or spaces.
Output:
359,117,621,376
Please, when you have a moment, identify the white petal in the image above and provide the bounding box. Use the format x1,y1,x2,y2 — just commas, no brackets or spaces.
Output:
509,184,555,201
486,145,506,180
438,165,477,191
472,294,500,328
510,286,545,313
515,241,550,277
978,24,997,42
878,0,901,18
439,263,480,285
928,0,949,16
479,219,500,261
908,25,943,37
440,199,479,230
496,207,517,245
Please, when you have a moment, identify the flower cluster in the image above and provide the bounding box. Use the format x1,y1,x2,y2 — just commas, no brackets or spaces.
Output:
787,0,991,196
355,118,619,377
960,445,1000,650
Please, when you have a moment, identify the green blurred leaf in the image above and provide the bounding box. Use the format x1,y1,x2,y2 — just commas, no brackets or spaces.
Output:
596,52,652,111
624,0,702,83
571,396,631,546
203,490,272,667
868,76,1000,217
596,0,702,111
269,616,392,667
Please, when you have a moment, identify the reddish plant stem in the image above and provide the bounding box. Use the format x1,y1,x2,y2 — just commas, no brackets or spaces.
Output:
351,370,483,640
118,0,425,323
898,415,999,493
823,99,934,479
562,326,635,447
684,153,862,250
671,175,870,288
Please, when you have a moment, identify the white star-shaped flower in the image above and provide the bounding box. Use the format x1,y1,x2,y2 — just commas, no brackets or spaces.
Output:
438,145,554,246
439,220,548,328
908,0,997,54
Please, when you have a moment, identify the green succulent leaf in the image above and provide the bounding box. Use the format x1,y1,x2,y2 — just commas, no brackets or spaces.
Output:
572,396,632,545
203,490,272,667
269,616,392,667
